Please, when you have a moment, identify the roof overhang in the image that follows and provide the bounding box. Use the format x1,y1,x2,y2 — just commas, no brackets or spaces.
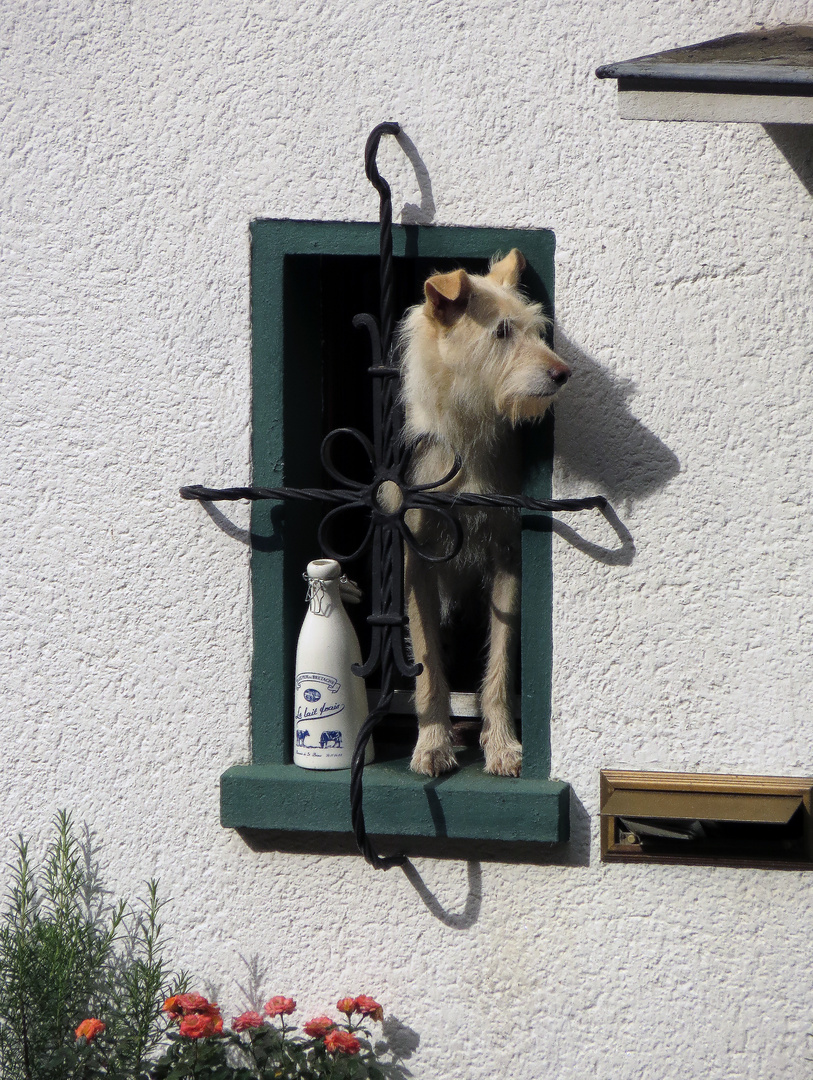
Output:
596,26,813,123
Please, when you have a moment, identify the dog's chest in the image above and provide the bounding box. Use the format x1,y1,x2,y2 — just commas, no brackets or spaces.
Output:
409,429,522,494
407,431,522,572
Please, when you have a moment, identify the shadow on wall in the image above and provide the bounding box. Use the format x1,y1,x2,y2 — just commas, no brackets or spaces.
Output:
200,499,251,545
764,123,813,195
377,1015,421,1080
234,952,270,1013
400,859,482,929
396,128,436,225
553,327,681,508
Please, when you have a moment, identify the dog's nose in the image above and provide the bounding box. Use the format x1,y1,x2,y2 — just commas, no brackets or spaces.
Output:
550,362,571,387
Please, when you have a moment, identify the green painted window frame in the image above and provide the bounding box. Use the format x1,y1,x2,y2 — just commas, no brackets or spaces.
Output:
220,219,570,846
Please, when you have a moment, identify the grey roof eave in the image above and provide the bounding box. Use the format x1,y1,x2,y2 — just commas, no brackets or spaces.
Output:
596,25,813,87
595,61,813,85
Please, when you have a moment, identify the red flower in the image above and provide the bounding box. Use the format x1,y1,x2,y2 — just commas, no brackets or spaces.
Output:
232,1010,265,1032
354,995,383,1022
264,996,296,1017
336,997,358,1016
179,1011,224,1039
164,992,223,1037
325,1028,361,1055
303,1015,336,1038
75,1018,105,1042
164,993,218,1020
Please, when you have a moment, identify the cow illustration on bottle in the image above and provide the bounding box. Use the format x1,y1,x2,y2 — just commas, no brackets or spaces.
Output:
319,730,343,749
295,727,343,750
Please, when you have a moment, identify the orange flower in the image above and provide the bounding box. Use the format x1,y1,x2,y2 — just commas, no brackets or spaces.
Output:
163,995,182,1019
179,1011,224,1039
264,996,296,1017
336,997,358,1016
324,1028,361,1055
75,1018,105,1042
232,1010,265,1032
354,995,383,1022
303,1015,336,1038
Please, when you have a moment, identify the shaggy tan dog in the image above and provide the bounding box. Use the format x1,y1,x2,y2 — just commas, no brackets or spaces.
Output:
398,249,570,777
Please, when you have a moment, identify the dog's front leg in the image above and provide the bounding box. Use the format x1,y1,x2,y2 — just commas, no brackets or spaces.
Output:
405,549,457,776
480,563,522,777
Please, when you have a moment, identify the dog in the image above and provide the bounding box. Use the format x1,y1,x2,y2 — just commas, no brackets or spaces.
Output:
397,249,571,777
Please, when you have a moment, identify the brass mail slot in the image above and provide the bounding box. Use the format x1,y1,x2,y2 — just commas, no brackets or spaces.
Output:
600,770,813,868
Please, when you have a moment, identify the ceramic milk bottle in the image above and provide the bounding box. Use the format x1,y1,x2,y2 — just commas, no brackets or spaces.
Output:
293,559,372,769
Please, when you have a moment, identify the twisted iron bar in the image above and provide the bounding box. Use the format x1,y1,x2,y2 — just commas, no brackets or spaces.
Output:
181,484,355,504
364,122,400,357
180,482,609,546
180,122,613,870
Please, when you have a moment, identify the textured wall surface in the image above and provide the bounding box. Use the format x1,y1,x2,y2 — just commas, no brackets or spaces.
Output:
3,1,813,1077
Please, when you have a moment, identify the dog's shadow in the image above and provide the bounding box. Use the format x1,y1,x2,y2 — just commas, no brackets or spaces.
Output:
548,328,680,564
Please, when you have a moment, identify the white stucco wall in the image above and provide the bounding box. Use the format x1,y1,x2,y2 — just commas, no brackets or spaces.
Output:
3,1,813,1077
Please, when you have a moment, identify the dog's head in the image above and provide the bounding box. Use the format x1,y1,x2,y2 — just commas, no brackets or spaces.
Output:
418,249,570,425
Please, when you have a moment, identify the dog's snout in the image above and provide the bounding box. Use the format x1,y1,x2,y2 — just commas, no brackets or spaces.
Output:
549,361,571,387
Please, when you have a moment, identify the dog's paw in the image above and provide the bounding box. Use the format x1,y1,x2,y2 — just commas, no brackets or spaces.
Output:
484,743,523,777
410,746,458,776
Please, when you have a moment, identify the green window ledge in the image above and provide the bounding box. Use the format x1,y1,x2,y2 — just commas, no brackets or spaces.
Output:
221,219,570,850
222,753,569,843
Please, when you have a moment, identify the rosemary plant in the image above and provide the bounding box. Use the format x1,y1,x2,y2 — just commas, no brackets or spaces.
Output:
0,811,185,1080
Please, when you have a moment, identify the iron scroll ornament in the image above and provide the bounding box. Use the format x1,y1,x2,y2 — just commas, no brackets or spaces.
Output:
181,122,612,869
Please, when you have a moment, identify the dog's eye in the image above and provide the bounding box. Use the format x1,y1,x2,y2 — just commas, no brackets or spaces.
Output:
494,319,512,340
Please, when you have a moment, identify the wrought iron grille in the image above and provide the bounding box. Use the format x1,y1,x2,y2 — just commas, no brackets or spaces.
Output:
181,122,611,869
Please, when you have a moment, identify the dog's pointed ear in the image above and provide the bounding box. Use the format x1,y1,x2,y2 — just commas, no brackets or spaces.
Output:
488,248,526,288
424,269,471,326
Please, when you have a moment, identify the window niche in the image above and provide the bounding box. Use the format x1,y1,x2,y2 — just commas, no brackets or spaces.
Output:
220,219,570,846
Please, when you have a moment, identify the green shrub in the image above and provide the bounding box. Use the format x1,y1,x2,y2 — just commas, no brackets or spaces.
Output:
0,811,185,1079
0,814,411,1080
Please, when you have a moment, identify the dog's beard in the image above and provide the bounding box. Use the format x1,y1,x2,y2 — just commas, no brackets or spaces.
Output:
505,394,556,425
